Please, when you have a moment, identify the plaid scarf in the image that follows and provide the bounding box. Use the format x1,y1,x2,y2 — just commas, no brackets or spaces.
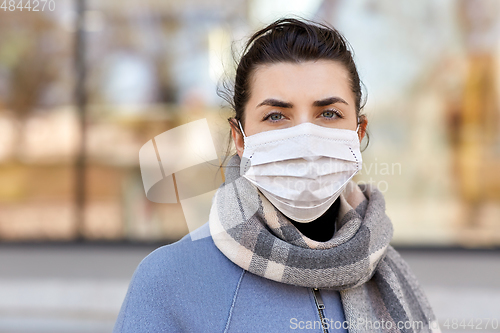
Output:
209,154,440,333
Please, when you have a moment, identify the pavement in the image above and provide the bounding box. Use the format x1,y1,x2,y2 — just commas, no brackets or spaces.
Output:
0,244,499,333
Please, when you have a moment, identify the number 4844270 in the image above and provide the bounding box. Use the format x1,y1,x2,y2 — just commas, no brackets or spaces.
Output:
1,0,55,11
443,318,499,330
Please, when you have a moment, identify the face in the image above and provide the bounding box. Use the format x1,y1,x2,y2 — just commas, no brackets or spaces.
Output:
232,60,367,157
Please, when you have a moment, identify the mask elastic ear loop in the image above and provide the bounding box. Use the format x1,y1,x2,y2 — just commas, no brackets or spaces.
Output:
238,120,247,138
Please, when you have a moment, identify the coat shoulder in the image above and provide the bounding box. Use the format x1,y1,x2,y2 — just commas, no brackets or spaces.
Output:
137,222,226,277
113,222,244,333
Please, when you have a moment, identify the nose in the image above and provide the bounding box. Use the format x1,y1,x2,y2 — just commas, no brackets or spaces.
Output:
291,110,314,127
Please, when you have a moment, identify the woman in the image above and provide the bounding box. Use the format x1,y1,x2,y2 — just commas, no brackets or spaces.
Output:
113,18,440,333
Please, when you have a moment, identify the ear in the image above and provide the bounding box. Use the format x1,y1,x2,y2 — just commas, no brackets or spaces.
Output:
357,115,368,143
229,118,244,158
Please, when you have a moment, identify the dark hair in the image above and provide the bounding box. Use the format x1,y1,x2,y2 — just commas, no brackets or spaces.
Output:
219,17,369,166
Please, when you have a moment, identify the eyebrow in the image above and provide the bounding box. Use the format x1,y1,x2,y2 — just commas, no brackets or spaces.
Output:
256,96,349,109
256,98,293,109
313,97,349,107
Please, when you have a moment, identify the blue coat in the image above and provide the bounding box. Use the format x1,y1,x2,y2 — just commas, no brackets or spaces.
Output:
113,222,348,332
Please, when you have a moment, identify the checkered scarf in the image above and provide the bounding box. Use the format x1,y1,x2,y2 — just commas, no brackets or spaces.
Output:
209,154,440,333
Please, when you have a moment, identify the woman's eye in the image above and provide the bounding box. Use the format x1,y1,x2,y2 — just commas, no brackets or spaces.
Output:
267,113,284,121
322,110,338,119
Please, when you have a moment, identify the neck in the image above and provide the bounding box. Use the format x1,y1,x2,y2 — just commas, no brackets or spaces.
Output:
289,197,340,242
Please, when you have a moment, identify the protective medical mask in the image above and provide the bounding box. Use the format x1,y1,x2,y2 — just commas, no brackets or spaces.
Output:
238,121,362,223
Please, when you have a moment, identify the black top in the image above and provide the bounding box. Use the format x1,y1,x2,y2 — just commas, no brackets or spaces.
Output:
290,197,340,242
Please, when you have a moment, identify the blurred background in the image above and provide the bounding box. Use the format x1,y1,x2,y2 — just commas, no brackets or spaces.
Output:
0,0,499,332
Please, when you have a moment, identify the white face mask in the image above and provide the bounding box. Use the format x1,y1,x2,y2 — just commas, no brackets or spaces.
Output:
238,121,362,223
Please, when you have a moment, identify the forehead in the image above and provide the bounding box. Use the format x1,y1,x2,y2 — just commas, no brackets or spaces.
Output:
248,60,354,103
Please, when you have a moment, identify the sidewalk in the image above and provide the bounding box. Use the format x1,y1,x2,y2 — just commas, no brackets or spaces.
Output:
0,244,152,333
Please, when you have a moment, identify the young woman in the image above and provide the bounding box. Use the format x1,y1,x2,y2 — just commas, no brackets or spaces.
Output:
113,18,441,333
